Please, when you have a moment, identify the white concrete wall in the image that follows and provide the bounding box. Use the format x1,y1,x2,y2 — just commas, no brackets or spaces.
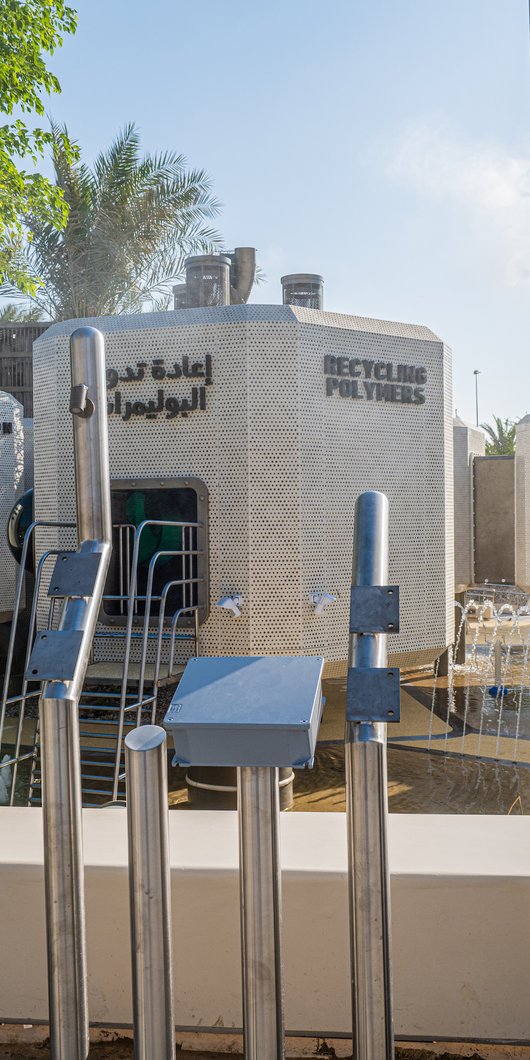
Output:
453,417,485,591
1,809,529,1043
516,416,530,592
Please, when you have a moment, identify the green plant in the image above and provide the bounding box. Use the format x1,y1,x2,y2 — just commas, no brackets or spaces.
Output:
480,415,517,455
0,1,77,294
2,121,222,319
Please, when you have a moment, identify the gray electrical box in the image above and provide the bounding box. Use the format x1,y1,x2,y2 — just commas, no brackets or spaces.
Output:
164,655,324,767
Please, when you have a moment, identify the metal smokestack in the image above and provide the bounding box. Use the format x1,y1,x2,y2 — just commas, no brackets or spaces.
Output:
281,274,324,310
172,284,188,309
184,255,231,307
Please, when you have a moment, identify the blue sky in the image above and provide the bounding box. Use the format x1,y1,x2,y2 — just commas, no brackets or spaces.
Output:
39,0,530,425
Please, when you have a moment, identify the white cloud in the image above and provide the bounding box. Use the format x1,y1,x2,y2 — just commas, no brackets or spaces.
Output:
387,121,530,285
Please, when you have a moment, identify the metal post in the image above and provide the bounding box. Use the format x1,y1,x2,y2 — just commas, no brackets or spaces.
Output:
238,765,284,1060
125,726,175,1060
474,369,481,427
40,327,112,1060
346,490,394,1059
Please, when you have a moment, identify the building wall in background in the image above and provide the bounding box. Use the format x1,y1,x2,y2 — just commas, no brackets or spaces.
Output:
453,417,485,591
0,323,49,418
474,455,515,585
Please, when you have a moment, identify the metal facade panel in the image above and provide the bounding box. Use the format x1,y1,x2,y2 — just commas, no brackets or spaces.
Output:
0,391,24,614
33,306,453,666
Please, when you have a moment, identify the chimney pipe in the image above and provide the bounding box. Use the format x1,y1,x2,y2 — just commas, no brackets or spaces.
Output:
281,274,324,310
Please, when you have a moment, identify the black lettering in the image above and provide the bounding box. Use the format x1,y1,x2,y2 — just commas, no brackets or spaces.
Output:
401,385,413,403
349,358,362,377
376,383,385,400
415,367,427,384
364,381,375,399
397,364,415,383
336,356,349,376
362,360,374,379
351,381,361,398
339,379,351,397
374,362,386,380
413,386,426,404
324,355,336,374
386,363,396,381
326,377,339,396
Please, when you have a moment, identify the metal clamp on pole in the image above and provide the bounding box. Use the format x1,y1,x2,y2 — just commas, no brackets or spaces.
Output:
345,490,400,1060
125,726,175,1060
31,326,112,1060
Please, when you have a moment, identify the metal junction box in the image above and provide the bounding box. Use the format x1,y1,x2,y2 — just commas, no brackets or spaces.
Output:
164,655,324,768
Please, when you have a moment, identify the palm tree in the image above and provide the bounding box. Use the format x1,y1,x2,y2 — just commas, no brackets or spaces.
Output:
480,415,517,455
0,303,47,322
1,122,222,320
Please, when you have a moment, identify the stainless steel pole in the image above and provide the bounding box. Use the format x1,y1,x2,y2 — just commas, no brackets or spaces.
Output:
40,326,112,1060
346,490,394,1059
238,765,284,1060
125,725,175,1060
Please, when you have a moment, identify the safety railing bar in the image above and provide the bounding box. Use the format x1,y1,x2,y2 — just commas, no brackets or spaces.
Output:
112,520,203,800
168,606,200,673
0,534,73,747
92,630,197,640
7,546,76,801
0,750,35,768
136,548,197,728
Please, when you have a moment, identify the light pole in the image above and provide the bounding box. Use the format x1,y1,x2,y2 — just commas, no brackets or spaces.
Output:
473,370,481,427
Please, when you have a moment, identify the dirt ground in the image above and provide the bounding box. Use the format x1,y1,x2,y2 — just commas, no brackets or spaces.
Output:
0,1045,494,1059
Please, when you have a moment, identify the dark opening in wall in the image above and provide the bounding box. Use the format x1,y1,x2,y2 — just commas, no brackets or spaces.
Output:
102,477,209,626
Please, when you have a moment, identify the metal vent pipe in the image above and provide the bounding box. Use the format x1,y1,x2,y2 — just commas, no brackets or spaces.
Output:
172,284,188,309
184,255,231,307
281,274,324,310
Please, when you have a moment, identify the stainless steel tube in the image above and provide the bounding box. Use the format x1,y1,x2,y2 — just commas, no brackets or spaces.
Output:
238,765,284,1060
125,726,175,1060
346,490,394,1060
40,326,112,1060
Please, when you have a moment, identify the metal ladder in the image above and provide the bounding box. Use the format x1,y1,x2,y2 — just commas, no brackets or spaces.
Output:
0,517,204,807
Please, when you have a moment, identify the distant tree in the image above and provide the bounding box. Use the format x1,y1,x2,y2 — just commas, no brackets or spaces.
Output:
0,1,77,295
1,122,222,319
0,303,47,322
480,415,517,455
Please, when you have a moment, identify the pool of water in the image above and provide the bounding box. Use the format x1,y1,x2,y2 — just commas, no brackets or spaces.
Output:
418,684,530,739
292,742,530,815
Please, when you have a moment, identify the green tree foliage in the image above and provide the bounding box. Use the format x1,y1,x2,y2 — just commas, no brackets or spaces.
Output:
0,302,47,322
2,122,223,319
480,415,517,455
0,1,77,293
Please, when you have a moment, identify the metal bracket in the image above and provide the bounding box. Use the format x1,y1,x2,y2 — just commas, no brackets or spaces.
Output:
47,552,102,598
346,666,401,723
25,629,85,682
349,585,400,633
69,384,95,418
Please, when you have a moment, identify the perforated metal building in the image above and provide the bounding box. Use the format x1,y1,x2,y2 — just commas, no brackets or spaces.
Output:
33,304,453,669
0,391,24,619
